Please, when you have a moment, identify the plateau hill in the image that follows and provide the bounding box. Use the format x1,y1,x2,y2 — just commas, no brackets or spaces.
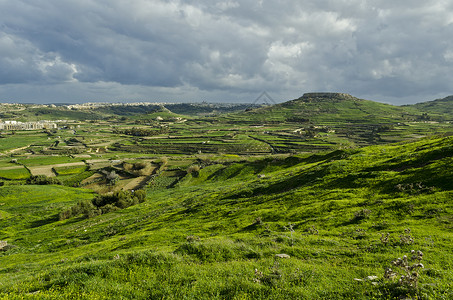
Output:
231,93,422,125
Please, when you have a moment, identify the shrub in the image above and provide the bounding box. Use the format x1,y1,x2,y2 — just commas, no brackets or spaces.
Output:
101,204,119,214
383,250,424,297
60,190,147,220
399,228,414,245
26,175,62,185
133,190,146,203
59,200,99,220
380,233,390,245
352,209,371,222
106,171,119,185
187,165,200,174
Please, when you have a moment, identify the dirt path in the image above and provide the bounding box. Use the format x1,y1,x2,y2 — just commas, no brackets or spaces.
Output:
1,145,32,155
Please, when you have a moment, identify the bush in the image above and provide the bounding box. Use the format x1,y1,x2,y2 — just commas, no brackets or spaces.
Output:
187,165,200,174
351,209,371,222
59,200,99,220
60,190,147,220
26,175,62,185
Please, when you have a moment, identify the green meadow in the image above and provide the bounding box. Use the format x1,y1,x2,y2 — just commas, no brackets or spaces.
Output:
0,136,452,299
0,167,30,180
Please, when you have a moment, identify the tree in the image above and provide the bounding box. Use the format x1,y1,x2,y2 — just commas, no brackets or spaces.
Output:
106,171,119,185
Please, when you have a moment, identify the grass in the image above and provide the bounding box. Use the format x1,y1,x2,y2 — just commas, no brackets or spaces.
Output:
0,167,30,180
18,156,85,167
53,165,87,176
0,136,452,299
0,133,50,152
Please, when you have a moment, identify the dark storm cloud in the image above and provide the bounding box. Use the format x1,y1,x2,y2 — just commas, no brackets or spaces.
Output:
0,0,452,104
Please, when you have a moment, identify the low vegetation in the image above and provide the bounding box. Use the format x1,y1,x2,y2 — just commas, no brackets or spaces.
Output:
0,135,451,299
0,94,452,299
59,190,146,220
26,175,62,185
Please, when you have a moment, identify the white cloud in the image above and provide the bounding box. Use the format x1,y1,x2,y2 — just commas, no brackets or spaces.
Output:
444,50,453,62
0,32,78,84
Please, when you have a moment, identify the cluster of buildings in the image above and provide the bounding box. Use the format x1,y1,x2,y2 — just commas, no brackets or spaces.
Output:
64,102,166,110
0,120,57,130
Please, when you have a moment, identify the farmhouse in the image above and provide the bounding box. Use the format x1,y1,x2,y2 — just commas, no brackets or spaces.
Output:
0,120,57,130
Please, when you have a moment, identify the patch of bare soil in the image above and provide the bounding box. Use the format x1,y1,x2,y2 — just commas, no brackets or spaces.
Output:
28,162,86,177
28,166,56,177
53,162,86,168
81,173,104,185
85,159,114,169
0,166,24,170
121,176,148,190
123,162,158,176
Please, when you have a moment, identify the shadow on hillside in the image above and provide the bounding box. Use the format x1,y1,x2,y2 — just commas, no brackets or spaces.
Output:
214,151,350,200
28,214,59,228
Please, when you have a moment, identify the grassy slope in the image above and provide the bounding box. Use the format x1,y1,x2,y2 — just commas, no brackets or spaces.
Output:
1,103,253,122
406,96,453,121
0,136,452,299
18,107,106,121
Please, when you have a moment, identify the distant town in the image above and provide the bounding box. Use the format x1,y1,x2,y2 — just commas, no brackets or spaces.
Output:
0,120,58,130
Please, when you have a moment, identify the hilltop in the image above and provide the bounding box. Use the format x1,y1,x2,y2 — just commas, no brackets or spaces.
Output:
233,92,421,124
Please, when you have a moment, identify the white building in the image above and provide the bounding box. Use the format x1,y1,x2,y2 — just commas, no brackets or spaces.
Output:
0,120,57,130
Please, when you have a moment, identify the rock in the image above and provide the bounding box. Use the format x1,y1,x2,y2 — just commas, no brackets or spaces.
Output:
275,253,290,259
0,240,7,250
0,241,14,251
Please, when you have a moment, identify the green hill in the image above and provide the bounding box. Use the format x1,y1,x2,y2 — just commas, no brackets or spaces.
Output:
226,93,420,125
0,136,452,299
406,95,453,121
284,93,423,123
217,93,453,150
0,103,256,122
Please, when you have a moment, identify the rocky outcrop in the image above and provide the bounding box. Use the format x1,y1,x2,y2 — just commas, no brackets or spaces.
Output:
0,240,13,251
299,92,355,100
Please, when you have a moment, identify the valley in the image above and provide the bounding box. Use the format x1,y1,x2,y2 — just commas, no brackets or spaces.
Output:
0,93,452,299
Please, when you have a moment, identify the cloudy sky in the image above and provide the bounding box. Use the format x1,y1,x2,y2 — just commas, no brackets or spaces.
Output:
0,0,452,105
